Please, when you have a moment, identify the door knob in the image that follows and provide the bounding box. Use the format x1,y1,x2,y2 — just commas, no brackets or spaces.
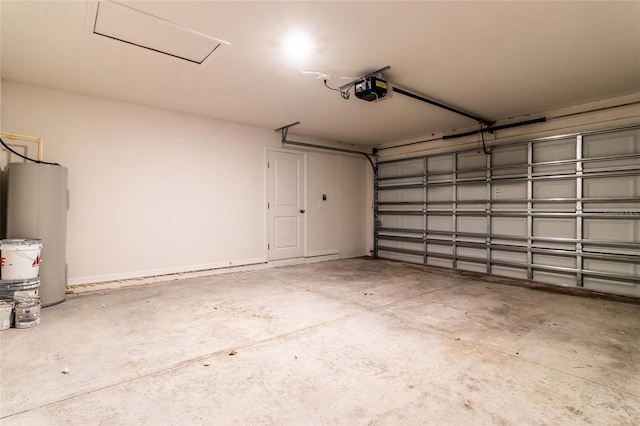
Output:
300,209,306,213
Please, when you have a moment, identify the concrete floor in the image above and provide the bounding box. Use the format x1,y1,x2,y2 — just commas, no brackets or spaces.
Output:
1,258,639,425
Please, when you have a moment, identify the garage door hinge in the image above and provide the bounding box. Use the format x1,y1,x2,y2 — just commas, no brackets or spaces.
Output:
267,202,270,209
268,243,270,250
267,161,270,168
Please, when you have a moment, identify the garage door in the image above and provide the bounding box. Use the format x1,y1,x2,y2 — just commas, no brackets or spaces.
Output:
375,126,640,298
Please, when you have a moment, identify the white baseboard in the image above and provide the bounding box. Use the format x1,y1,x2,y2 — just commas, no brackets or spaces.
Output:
67,257,267,291
306,249,339,257
67,251,342,294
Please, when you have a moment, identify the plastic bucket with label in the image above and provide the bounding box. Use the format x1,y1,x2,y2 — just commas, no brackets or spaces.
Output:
0,239,42,280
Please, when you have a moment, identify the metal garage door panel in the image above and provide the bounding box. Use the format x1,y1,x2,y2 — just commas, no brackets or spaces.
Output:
458,170,486,180
378,159,424,179
492,266,528,279
533,164,575,175
457,261,486,273
493,144,527,168
492,182,527,200
492,251,530,279
379,250,423,264
402,216,425,230
427,155,453,173
533,241,575,251
492,250,527,263
533,202,575,212
533,218,576,238
381,239,423,252
584,219,638,242
584,259,637,276
427,216,452,232
458,205,485,212
533,253,575,269
427,186,452,202
429,204,454,212
427,257,453,268
493,203,528,212
380,215,424,230
533,138,576,175
584,176,640,198
583,278,639,297
533,138,575,162
533,179,576,198
584,244,637,257
457,235,485,245
457,151,486,170
584,129,640,171
492,217,527,236
457,246,487,272
458,184,487,201
533,271,576,286
426,242,452,255
457,216,487,233
458,150,486,180
379,187,424,203
584,201,638,211
457,246,486,258
427,155,453,182
584,157,639,172
584,129,640,157
493,165,528,178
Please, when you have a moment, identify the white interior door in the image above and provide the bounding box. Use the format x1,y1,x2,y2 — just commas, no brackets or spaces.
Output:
267,150,305,260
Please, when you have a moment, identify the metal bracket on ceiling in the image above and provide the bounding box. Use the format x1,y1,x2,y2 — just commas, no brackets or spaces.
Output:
274,121,301,143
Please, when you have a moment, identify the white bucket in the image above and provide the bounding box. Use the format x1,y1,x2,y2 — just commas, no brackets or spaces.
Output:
0,299,14,330
0,239,43,280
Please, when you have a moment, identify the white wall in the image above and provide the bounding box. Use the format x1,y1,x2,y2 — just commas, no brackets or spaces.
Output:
306,152,369,258
1,81,370,285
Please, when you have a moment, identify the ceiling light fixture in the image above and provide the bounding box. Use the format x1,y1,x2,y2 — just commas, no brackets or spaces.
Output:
282,29,314,63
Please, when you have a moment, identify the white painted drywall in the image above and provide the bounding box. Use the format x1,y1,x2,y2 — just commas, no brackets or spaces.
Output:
306,152,368,258
1,81,370,285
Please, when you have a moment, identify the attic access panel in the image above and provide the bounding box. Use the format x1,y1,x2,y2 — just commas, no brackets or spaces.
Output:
87,1,228,65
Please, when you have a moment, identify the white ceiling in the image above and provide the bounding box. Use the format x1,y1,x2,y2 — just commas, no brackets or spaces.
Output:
2,1,639,147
